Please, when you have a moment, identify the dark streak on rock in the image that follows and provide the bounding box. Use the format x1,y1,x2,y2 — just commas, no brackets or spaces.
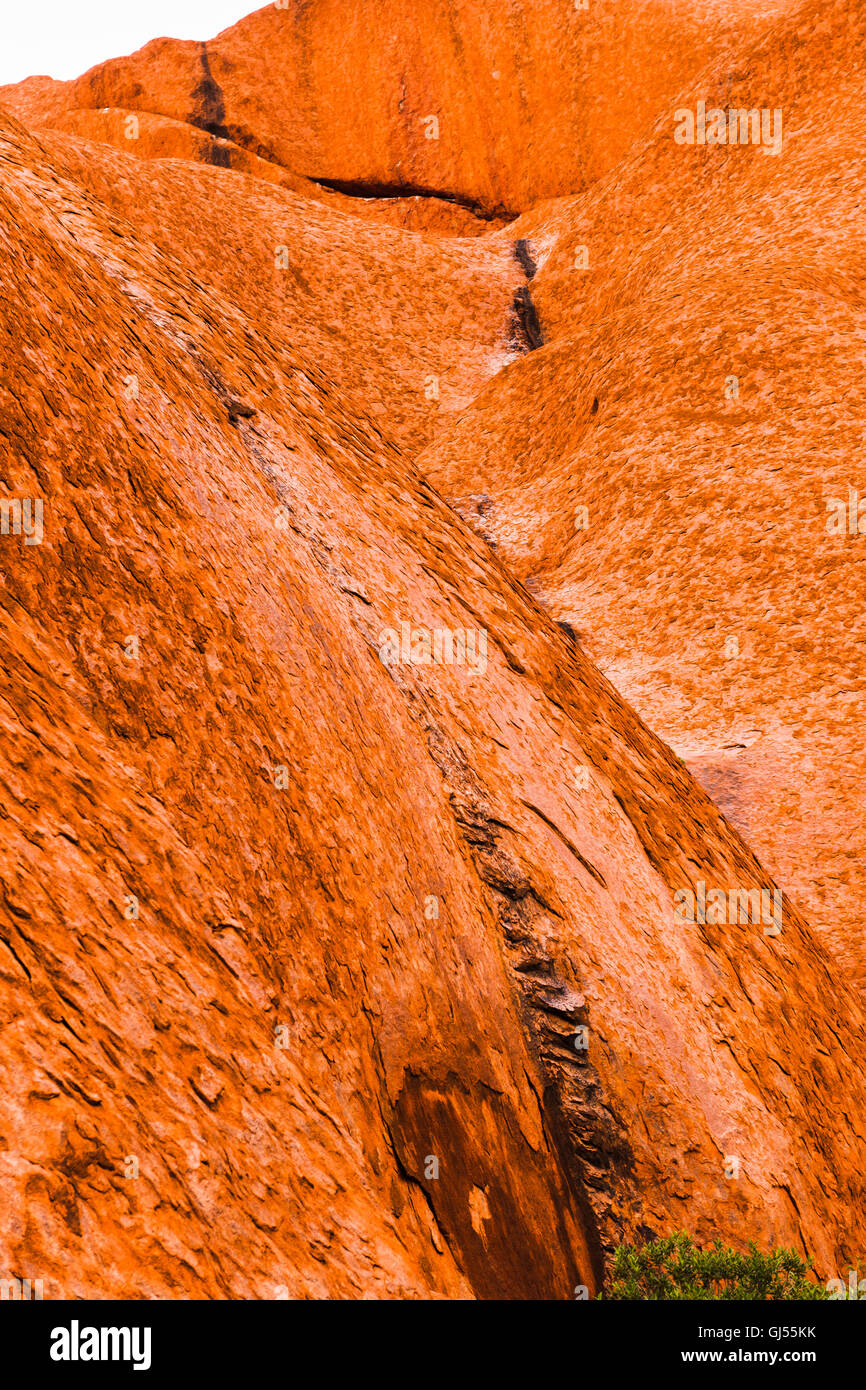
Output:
207,139,233,169
509,284,544,352
309,175,514,223
189,43,232,141
519,799,608,888
557,619,584,646
514,237,537,279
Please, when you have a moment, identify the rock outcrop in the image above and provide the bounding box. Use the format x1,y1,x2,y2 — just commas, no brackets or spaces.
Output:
417,0,866,990
1,0,793,217
0,0,863,1301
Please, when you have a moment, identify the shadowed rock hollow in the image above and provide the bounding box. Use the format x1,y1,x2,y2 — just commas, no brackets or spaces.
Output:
0,0,863,1301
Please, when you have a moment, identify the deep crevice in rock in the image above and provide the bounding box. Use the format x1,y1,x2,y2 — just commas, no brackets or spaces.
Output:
309,175,515,223
510,283,544,351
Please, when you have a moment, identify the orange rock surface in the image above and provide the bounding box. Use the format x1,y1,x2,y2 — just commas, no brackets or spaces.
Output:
0,0,793,216
0,0,863,1301
419,0,866,989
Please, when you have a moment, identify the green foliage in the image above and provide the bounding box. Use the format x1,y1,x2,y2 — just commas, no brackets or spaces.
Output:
601,1232,830,1301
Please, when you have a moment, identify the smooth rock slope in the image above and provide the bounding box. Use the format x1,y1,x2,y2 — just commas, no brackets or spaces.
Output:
0,0,863,1300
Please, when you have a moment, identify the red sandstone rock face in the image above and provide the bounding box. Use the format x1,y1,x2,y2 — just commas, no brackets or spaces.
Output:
0,0,792,215
418,0,866,991
40,107,501,236
0,0,863,1301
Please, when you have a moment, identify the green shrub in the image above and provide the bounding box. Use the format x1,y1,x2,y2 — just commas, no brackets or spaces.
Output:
600,1232,830,1300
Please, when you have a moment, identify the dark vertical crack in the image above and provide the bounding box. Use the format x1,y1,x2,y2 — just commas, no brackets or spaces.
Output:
510,239,543,351
515,237,537,279
510,285,544,351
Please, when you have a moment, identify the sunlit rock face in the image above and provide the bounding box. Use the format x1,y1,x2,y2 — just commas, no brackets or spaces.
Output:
0,0,792,216
416,0,866,993
0,0,864,1301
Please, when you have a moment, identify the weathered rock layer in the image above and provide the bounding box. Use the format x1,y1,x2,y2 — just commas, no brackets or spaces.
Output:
0,0,863,1300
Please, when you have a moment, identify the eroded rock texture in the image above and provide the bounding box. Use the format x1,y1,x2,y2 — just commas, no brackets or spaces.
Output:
418,0,866,990
0,0,863,1301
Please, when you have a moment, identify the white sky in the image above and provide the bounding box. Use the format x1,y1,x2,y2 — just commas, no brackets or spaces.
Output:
1,2,258,86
